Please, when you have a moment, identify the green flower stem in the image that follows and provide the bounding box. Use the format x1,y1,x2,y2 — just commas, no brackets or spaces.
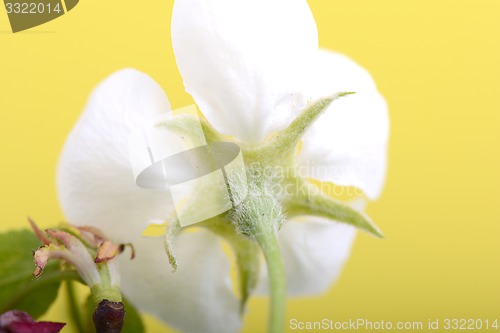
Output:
254,225,286,333
79,260,123,307
225,164,287,332
90,263,122,306
66,281,86,333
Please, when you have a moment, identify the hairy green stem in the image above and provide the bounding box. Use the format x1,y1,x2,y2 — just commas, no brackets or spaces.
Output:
255,227,286,333
227,165,287,333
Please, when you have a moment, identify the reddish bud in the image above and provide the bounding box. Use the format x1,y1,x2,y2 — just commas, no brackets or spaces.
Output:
92,300,125,333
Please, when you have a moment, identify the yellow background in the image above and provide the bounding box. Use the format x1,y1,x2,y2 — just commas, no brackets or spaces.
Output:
1,0,499,332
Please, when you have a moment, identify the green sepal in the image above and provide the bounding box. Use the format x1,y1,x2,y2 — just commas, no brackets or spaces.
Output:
284,181,383,238
156,113,224,144
164,220,182,272
228,235,260,314
200,217,261,313
246,92,355,162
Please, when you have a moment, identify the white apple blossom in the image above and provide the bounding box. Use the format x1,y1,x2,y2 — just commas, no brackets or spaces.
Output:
56,0,389,332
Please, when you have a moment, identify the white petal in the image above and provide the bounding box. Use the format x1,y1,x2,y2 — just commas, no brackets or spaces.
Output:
119,230,241,333
172,0,318,143
298,50,390,199
57,69,175,243
256,218,356,296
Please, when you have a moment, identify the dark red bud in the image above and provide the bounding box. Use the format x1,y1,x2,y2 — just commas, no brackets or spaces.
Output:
92,300,125,333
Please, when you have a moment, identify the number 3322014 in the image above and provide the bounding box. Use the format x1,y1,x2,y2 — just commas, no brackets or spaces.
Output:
5,2,62,14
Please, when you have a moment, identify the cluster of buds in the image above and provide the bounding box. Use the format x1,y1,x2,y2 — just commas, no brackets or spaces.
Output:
29,218,133,333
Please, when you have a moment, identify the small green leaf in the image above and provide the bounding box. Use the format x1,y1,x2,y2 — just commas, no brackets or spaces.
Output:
0,229,71,318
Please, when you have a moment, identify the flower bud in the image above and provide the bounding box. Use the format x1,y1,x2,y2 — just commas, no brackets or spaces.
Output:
92,300,125,333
